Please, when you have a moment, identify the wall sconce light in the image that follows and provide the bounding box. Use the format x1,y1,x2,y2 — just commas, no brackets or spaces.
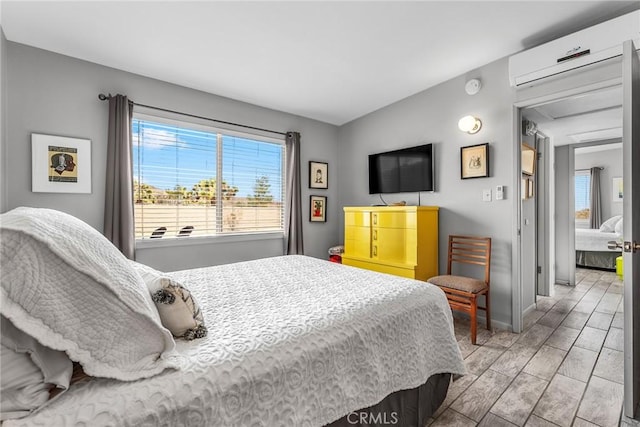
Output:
458,115,482,134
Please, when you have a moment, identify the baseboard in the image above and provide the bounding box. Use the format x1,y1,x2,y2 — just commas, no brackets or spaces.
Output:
451,311,512,333
523,303,537,317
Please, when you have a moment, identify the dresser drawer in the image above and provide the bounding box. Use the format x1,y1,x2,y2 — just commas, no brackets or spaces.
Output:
371,211,416,229
345,211,371,227
342,257,417,279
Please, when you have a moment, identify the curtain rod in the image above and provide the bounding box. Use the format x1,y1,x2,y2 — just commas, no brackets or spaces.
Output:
98,93,287,136
575,167,604,171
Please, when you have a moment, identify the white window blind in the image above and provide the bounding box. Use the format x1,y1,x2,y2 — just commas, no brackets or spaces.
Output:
132,117,285,240
575,170,591,225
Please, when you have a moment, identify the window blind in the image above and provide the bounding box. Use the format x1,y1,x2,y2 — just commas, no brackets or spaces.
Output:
132,117,285,240
575,170,591,223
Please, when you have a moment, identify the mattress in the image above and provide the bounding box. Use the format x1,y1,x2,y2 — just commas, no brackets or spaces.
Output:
7,255,465,427
575,228,621,252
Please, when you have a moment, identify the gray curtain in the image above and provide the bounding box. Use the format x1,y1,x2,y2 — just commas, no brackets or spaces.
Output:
589,167,602,229
104,94,135,259
284,131,304,255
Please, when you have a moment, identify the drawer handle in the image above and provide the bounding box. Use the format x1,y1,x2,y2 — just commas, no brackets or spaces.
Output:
373,246,377,256
373,214,377,225
373,230,377,240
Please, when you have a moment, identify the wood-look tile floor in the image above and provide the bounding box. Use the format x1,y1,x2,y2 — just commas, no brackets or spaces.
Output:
426,268,628,427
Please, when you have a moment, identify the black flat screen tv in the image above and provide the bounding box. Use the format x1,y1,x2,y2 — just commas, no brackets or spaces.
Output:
368,143,434,194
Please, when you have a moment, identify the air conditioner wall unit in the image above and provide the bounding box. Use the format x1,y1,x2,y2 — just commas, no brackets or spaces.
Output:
509,10,640,87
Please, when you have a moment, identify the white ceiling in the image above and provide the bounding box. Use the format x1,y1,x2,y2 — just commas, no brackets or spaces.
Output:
1,1,638,125
523,85,623,146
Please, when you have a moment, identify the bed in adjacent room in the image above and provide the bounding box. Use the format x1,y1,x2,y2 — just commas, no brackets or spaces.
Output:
1,207,465,427
575,216,623,270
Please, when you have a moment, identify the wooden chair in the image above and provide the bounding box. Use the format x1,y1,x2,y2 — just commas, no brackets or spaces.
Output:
428,235,492,345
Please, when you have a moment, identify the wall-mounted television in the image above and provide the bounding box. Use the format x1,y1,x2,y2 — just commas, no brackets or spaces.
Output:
368,143,435,194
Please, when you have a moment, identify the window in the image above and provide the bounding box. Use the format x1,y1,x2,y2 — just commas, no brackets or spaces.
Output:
132,116,285,240
575,170,590,226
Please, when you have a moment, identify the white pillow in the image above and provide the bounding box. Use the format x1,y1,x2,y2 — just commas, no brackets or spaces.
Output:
615,218,624,235
600,215,622,232
0,345,49,421
1,316,73,421
0,207,176,381
130,261,207,340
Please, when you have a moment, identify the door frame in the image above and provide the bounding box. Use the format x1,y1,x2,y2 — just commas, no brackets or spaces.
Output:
512,78,622,333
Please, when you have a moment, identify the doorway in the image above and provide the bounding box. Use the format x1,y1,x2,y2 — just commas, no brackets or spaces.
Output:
521,85,623,294
512,40,639,420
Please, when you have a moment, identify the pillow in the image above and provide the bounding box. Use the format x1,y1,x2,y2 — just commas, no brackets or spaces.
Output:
615,218,623,235
0,207,176,381
131,261,207,340
1,316,73,421
600,215,622,232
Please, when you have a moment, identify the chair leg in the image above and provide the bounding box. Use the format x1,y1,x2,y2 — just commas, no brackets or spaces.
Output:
470,295,478,345
485,292,491,332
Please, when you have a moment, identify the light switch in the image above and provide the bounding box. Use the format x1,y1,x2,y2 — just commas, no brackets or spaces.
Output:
483,189,492,202
496,185,504,200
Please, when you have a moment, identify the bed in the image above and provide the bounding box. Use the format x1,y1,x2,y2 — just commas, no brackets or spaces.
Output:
1,207,465,426
575,228,622,270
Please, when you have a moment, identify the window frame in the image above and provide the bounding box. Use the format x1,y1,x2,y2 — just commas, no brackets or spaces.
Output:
131,111,287,245
574,169,591,228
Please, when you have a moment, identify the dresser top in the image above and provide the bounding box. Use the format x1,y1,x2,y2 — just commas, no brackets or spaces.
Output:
343,206,439,212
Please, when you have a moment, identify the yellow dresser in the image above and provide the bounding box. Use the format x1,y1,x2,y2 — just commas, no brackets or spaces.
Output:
342,206,439,281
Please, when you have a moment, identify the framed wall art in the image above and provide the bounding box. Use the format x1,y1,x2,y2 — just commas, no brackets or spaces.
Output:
32,133,92,193
310,195,327,222
460,143,489,179
521,143,536,176
309,161,328,189
612,177,623,201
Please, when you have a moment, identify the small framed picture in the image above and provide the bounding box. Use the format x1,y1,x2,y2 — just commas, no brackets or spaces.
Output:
522,143,536,176
309,161,328,189
310,195,327,222
612,177,623,201
32,133,92,193
460,143,489,179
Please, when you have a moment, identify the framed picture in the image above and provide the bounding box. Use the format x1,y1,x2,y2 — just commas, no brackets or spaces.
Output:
32,133,92,193
310,195,327,222
309,161,328,189
460,143,489,179
521,143,536,176
612,177,623,201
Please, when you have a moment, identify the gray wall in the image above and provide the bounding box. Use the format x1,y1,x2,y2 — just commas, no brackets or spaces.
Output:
5,42,340,270
574,146,623,221
1,29,6,213
554,145,572,284
337,58,515,328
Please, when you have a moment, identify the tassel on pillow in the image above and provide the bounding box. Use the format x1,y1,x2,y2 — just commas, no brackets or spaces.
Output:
150,279,208,341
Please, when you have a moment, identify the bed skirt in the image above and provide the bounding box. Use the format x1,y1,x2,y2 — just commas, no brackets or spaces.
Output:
576,250,618,270
326,373,451,427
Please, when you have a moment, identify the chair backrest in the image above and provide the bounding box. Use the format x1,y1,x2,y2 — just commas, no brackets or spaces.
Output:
447,235,492,286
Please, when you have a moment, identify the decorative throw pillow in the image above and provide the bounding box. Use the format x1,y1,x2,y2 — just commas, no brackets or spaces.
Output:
0,207,176,381
130,261,207,340
600,215,622,232
615,218,623,235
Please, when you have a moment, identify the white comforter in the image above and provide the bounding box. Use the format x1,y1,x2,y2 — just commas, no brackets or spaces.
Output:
575,228,621,252
8,255,465,427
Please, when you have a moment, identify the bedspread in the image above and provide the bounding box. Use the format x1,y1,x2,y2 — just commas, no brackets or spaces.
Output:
8,255,465,427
